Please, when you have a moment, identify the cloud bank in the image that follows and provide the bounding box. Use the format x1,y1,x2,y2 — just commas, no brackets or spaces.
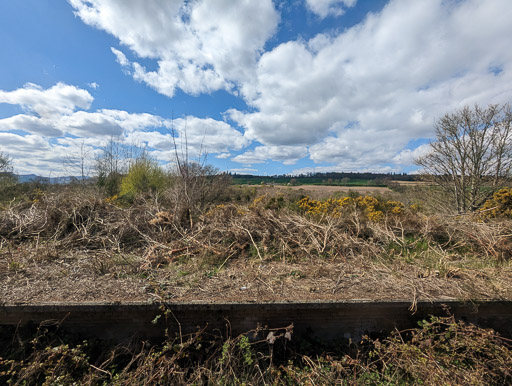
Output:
65,0,512,173
0,83,246,175
3,0,512,175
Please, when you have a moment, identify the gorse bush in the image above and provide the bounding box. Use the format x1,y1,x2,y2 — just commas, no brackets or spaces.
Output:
479,187,512,219
298,195,404,221
120,158,167,199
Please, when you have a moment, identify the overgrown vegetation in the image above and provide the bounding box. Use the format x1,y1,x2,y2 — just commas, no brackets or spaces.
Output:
480,187,512,219
1,182,511,304
0,314,510,385
2,104,512,383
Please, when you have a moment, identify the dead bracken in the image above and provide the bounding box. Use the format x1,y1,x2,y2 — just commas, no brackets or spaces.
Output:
1,183,511,305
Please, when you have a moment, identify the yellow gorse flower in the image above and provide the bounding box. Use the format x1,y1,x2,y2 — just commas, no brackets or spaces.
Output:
104,194,119,203
298,195,404,221
479,187,512,218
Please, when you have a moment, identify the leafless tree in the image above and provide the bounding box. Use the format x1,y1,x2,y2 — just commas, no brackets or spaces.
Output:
166,119,231,228
95,138,157,196
0,152,16,187
95,137,128,196
415,103,512,213
63,141,92,185
0,152,13,173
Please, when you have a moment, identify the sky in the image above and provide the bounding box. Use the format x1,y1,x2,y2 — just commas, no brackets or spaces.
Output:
1,0,511,177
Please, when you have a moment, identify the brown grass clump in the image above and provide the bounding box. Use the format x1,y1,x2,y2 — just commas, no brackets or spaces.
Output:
355,314,512,385
0,188,169,252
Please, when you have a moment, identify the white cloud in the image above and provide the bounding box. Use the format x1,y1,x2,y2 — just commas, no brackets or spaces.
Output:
1,83,249,175
230,0,512,168
0,133,62,175
62,0,512,171
0,132,48,151
96,109,165,132
87,82,99,89
110,47,130,67
0,109,160,139
305,0,357,18
57,111,124,137
232,145,307,165
126,116,249,158
230,167,258,174
0,82,93,118
71,0,280,97
392,144,431,166
0,114,63,136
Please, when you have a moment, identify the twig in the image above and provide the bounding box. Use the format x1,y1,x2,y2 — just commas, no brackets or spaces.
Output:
239,225,263,261
89,364,112,379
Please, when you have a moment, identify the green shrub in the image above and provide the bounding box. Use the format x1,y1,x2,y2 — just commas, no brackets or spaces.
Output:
120,159,167,199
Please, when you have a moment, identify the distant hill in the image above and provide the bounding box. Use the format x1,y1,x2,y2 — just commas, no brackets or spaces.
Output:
15,174,89,184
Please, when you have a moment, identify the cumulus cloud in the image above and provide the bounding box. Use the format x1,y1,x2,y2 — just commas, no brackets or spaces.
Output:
70,0,280,97
392,144,431,166
0,88,171,138
126,116,249,159
0,114,63,137
230,0,512,168
18,0,512,173
1,83,248,175
232,145,308,165
110,47,130,67
0,133,61,175
0,82,93,118
57,111,124,137
305,0,357,18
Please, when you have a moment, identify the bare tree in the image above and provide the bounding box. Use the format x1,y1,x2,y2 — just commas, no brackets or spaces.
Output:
166,119,231,228
0,152,16,187
95,138,158,197
95,137,128,196
63,141,92,185
416,103,512,213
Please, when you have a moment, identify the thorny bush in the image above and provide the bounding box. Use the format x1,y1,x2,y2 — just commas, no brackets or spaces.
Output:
1,188,511,272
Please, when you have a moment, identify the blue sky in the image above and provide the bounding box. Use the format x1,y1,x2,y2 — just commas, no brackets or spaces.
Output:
1,0,511,176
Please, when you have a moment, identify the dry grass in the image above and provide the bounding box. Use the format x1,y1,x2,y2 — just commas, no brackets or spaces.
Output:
1,186,511,305
2,185,512,384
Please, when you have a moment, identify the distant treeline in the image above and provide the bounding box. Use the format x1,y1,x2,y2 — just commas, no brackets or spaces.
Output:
231,172,416,186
